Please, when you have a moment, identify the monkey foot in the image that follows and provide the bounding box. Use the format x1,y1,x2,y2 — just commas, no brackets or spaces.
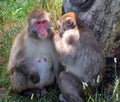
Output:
20,88,41,98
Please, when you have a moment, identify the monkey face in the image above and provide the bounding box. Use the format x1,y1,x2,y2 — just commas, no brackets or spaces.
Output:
27,9,51,40
34,19,49,38
29,19,50,39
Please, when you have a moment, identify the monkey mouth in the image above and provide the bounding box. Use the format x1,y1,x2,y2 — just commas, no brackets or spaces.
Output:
40,33,46,36
38,29,47,36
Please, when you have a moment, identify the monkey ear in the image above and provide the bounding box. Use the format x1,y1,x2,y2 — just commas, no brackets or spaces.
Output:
66,17,76,28
66,17,73,24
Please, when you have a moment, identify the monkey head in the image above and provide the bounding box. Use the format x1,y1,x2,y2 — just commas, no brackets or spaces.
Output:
57,12,77,37
56,12,84,46
54,12,84,63
27,9,51,39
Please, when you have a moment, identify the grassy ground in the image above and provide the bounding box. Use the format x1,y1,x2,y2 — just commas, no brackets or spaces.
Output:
0,0,120,102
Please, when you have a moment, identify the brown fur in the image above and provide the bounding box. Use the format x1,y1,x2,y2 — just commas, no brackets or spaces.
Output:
54,12,105,102
7,9,60,94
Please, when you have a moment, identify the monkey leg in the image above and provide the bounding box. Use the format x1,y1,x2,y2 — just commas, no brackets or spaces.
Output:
58,71,85,102
10,72,33,93
11,71,48,97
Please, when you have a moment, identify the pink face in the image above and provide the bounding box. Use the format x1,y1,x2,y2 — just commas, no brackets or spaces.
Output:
34,20,48,37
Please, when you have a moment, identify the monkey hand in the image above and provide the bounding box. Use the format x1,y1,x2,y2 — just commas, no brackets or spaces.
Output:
29,69,40,83
47,29,58,40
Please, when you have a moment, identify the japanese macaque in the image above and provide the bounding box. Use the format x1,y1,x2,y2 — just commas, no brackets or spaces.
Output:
7,9,60,96
53,12,105,102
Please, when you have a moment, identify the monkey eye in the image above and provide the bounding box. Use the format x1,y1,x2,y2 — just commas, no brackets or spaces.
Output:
35,21,41,24
36,21,41,24
42,20,48,24
35,20,48,25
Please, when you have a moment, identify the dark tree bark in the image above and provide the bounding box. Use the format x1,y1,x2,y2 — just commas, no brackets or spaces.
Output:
62,0,120,85
62,0,120,57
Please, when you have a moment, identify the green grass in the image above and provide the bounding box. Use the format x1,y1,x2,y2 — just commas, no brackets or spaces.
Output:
0,0,120,102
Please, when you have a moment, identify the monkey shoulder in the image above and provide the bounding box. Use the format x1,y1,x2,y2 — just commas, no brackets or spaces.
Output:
7,30,26,73
12,31,26,49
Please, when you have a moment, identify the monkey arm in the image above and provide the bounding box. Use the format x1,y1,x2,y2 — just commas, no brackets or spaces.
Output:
47,28,58,40
53,30,61,41
8,48,40,83
51,42,60,79
49,30,62,79
7,32,25,74
15,57,40,83
7,32,40,83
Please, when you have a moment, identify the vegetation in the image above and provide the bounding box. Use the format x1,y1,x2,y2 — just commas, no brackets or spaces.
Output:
0,0,119,102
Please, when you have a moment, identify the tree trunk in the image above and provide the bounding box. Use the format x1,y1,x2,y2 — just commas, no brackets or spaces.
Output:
62,0,120,57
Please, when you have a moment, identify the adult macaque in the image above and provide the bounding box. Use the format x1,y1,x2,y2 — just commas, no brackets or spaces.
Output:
53,12,105,102
7,9,59,96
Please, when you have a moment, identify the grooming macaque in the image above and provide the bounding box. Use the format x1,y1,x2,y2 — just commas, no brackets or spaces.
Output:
7,9,59,95
54,12,105,102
